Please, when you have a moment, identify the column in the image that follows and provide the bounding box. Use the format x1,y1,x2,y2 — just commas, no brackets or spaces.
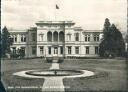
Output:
58,32,59,42
126,43,128,52
58,46,60,56
52,32,53,42
17,34,20,43
90,33,93,42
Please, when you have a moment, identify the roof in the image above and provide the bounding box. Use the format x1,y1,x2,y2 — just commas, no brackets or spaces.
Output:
8,28,28,33
83,30,103,32
36,21,75,25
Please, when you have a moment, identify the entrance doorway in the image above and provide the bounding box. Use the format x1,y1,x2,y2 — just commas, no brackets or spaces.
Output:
54,47,58,56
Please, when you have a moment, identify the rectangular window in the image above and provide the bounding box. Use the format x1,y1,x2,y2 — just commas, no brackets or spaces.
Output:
40,46,44,55
14,35,17,42
11,37,14,43
32,46,36,55
32,33,36,41
20,47,25,55
95,46,99,54
12,47,16,54
48,47,51,55
85,36,87,42
94,34,99,42
60,46,63,54
94,36,96,41
21,35,26,42
88,36,90,41
75,33,79,41
68,46,72,54
86,46,89,54
75,47,79,54
24,37,26,42
21,36,23,42
85,35,90,42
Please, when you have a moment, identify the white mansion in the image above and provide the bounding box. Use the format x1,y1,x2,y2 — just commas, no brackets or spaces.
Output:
9,21,103,58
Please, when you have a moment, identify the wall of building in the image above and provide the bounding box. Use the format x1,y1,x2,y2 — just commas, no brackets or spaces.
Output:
9,21,102,58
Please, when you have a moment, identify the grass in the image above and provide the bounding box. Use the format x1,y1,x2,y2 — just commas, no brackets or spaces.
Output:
1,58,51,92
1,58,128,92
60,59,128,91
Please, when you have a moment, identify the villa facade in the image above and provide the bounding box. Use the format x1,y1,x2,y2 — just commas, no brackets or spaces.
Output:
9,21,103,58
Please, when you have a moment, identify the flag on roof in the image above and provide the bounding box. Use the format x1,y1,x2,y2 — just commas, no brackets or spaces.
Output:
56,4,59,9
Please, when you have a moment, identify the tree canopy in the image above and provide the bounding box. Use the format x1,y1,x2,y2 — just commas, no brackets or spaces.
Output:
1,26,13,57
99,18,125,57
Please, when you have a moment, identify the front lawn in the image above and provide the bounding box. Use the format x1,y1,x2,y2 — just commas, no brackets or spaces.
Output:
60,59,128,91
1,58,51,92
1,58,128,92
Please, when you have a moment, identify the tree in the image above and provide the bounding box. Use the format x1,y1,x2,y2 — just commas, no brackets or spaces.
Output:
125,34,128,43
99,18,125,57
125,34,128,52
1,26,13,57
17,48,25,59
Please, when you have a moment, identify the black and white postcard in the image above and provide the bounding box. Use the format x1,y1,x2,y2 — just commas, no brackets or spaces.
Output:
1,0,128,92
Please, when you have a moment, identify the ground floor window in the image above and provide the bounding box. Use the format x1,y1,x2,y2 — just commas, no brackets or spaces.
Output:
67,46,72,54
95,46,99,54
75,46,79,54
39,46,44,55
21,47,25,54
12,47,16,54
32,46,36,55
60,46,63,54
48,47,51,55
86,46,89,54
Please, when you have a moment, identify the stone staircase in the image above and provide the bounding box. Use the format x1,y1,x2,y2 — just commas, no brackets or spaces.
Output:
52,56,59,63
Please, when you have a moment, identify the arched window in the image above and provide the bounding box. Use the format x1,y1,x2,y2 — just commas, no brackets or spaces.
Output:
59,31,64,42
53,31,58,42
47,31,52,42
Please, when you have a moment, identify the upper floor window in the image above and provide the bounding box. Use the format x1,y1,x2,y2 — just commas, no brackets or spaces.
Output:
47,31,52,42
11,35,17,43
75,33,79,41
67,46,72,54
31,33,36,41
67,25,71,28
39,34,44,41
59,31,64,42
14,35,17,42
75,47,79,54
94,34,99,42
21,35,26,42
10,35,14,43
85,35,90,42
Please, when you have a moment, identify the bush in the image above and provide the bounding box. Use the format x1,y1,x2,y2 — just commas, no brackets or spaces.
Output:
58,57,64,63
46,57,53,63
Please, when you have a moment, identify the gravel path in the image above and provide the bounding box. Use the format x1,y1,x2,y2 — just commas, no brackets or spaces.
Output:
42,61,65,91
13,60,94,92
42,77,64,92
50,62,60,70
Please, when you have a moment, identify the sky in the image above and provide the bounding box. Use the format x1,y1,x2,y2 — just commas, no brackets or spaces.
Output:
1,0,127,33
